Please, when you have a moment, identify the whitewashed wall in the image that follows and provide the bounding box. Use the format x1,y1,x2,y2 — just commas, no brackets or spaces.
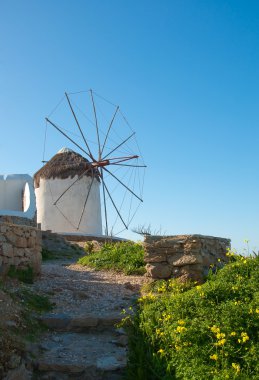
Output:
0,174,36,219
35,175,102,235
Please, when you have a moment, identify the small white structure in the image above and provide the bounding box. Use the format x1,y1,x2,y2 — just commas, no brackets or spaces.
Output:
0,174,36,220
34,148,102,235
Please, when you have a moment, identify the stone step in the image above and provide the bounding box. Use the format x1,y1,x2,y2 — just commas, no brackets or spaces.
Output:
32,331,127,380
40,313,123,332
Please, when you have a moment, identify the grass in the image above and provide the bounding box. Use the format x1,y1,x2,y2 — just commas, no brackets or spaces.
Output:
122,252,259,379
0,284,53,374
7,265,34,284
78,241,146,275
20,289,53,313
41,246,82,261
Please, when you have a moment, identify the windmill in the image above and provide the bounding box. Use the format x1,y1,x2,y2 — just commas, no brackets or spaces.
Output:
36,90,146,237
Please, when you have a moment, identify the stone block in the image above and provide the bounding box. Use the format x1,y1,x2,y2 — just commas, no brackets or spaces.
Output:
5,231,17,244
30,252,41,274
31,230,37,238
146,263,171,279
27,237,36,248
14,256,22,266
16,237,27,248
2,243,14,257
169,254,203,267
144,253,167,263
14,228,24,237
13,248,25,257
0,224,7,233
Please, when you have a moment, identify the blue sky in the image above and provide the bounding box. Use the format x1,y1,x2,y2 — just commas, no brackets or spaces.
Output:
0,0,258,250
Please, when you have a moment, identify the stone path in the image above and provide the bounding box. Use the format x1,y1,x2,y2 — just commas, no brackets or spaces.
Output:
28,259,149,379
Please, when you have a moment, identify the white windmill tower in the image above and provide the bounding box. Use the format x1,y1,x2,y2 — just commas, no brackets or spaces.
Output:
34,147,102,235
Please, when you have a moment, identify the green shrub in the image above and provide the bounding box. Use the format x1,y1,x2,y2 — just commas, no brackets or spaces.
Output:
78,241,146,275
7,266,34,284
124,253,259,379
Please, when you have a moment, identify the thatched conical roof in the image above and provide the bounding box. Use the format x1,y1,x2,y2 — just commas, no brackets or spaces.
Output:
34,148,99,188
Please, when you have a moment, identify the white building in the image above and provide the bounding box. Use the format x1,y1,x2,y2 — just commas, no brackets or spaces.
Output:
0,174,36,221
34,148,102,235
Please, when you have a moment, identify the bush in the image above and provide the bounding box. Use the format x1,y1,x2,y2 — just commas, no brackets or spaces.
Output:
124,253,259,379
78,241,146,275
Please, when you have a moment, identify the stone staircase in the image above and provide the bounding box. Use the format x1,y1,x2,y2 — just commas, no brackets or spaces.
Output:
31,314,127,379
26,260,148,380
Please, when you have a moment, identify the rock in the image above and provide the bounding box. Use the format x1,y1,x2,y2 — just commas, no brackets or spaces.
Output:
2,243,13,257
5,320,18,328
115,335,128,347
7,354,21,369
40,314,71,330
124,282,138,291
99,314,122,327
70,316,99,328
144,253,167,263
96,355,126,371
37,361,85,373
168,254,202,266
146,263,171,279
115,327,127,335
73,291,89,300
15,237,27,248
4,362,31,380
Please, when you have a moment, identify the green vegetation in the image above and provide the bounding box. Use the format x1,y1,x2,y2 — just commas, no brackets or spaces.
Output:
7,265,34,284
20,289,53,313
123,252,259,379
41,246,82,261
0,284,53,374
78,241,146,275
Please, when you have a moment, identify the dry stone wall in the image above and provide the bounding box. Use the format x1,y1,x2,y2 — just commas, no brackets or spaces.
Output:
0,215,36,227
0,222,42,277
144,234,231,282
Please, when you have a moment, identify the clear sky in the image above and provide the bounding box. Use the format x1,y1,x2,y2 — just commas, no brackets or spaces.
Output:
0,0,258,251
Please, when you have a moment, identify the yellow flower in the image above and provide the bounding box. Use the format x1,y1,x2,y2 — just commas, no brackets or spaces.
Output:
156,328,161,335
176,326,187,333
230,332,236,336
216,332,226,339
210,325,220,334
210,354,218,361
218,258,221,262
157,348,164,355
256,309,259,314
232,363,240,373
196,285,202,290
241,332,249,343
215,338,226,346
178,319,185,325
